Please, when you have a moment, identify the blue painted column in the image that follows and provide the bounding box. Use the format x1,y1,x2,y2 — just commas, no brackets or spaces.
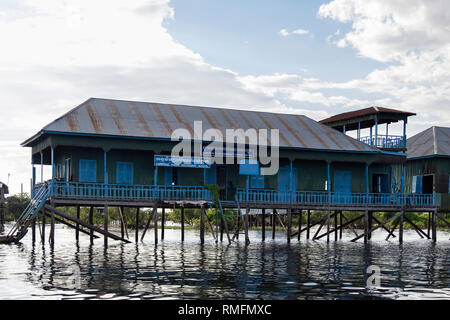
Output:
357,122,361,140
343,125,346,134
375,118,378,147
104,151,107,184
401,165,405,193
51,147,55,195
326,162,331,202
40,151,43,183
365,163,369,199
403,119,407,148
370,127,373,145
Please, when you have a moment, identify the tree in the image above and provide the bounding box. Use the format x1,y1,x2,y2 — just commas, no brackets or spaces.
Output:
5,194,31,220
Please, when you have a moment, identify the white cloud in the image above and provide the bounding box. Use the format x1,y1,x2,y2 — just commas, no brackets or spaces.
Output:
279,27,311,37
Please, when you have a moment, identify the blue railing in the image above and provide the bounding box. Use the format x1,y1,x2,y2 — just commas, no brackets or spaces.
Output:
49,181,212,201
359,135,406,149
236,188,436,207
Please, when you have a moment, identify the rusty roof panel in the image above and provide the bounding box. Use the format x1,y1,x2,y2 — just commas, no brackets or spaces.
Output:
407,126,450,158
37,97,379,152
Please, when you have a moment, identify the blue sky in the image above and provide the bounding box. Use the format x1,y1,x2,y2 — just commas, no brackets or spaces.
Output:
166,0,385,81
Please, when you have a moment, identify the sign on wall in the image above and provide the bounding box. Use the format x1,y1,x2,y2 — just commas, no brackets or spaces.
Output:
239,159,260,175
154,155,211,168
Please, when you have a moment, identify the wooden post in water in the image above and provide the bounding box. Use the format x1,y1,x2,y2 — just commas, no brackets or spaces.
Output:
41,211,46,243
181,207,185,242
75,206,80,241
287,208,292,243
135,207,139,243
334,211,338,241
32,218,36,244
432,209,437,242
50,207,55,245
399,209,404,244
236,213,241,240
339,211,343,239
89,206,94,245
261,208,266,241
306,210,311,240
104,204,108,246
326,209,331,243
244,207,250,245
298,210,302,241
368,211,373,240
120,206,125,239
272,210,276,240
161,207,165,240
427,211,431,238
364,210,369,243
153,207,158,244
200,205,205,244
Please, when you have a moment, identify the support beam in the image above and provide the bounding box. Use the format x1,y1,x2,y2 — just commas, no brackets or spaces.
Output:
272,211,276,240
49,208,55,245
135,207,139,243
364,210,369,243
298,210,302,241
315,214,364,240
161,208,165,240
306,210,310,239
262,208,266,241
432,210,437,242
244,207,250,245
350,211,404,242
399,209,404,244
181,207,185,242
44,205,130,243
89,206,94,244
44,212,99,238
104,204,108,246
287,208,292,243
141,203,156,241
32,218,36,244
154,206,158,244
326,209,331,243
75,206,80,241
200,205,205,244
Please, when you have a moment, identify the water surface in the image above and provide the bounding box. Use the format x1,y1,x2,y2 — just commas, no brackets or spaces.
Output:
0,222,449,300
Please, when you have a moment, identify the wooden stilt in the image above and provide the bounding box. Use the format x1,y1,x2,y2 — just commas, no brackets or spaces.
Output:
272,211,276,240
427,211,431,238
334,211,338,241
141,204,155,241
262,208,266,241
89,206,94,245
200,205,205,244
386,218,400,240
306,210,311,239
220,216,224,242
161,207,165,240
432,210,437,242
119,206,125,239
154,207,158,244
339,211,343,239
236,213,241,240
104,204,108,246
364,210,369,243
32,218,36,244
399,209,404,244
368,211,373,240
181,207,185,242
41,211,46,243
298,210,302,241
244,207,250,245
135,207,139,243
50,208,55,245
76,206,80,241
326,209,331,243
287,208,292,243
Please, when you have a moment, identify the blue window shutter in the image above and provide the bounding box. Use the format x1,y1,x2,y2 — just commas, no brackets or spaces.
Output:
334,170,352,194
116,162,133,185
164,167,173,186
79,159,96,182
206,165,216,185
417,175,423,194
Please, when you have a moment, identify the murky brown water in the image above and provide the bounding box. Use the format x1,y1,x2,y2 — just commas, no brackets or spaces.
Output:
0,222,449,299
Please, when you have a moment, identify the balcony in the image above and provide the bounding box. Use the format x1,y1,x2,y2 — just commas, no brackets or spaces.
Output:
48,181,213,202
236,188,436,208
359,135,406,150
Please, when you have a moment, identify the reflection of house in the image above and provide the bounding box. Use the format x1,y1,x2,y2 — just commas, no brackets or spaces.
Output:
401,127,450,211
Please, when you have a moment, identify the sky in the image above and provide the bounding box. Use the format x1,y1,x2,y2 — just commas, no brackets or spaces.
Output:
0,0,449,194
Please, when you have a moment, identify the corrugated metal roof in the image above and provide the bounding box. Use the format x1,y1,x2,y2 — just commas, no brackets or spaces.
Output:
25,98,379,152
407,126,450,158
320,106,416,124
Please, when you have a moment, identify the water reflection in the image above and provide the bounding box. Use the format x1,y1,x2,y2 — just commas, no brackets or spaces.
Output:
0,222,449,299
